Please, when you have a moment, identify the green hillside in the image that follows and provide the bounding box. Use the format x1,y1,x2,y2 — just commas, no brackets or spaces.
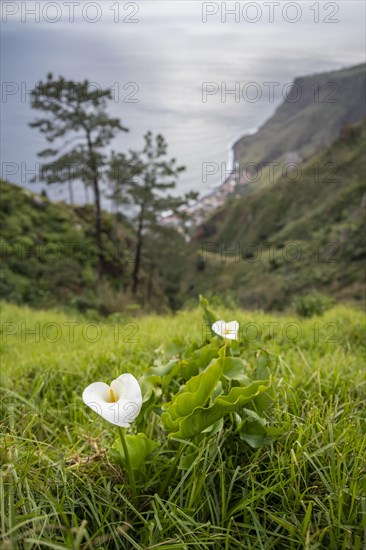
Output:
2,119,365,315
0,181,134,314
1,65,365,316
233,63,365,192
0,181,190,315
187,122,366,310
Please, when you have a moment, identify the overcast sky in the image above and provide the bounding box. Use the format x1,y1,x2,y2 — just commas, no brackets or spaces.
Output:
1,1,365,203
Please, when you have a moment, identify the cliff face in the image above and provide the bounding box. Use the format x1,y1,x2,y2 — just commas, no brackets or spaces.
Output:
233,63,366,187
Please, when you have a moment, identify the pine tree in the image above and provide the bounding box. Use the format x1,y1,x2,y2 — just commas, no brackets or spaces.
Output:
29,74,128,271
108,132,196,295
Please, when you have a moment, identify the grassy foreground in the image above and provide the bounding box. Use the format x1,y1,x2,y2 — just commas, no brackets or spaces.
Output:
0,302,365,549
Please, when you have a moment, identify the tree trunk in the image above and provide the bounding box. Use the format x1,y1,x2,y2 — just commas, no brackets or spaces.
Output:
132,205,144,295
84,183,90,204
93,176,103,271
86,131,104,274
147,259,155,304
68,180,74,205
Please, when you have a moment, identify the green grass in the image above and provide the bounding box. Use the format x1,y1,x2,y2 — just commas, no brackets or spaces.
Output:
1,301,365,549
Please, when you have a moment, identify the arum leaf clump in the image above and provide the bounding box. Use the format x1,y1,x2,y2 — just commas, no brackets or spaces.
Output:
161,349,225,433
168,378,272,439
81,297,279,491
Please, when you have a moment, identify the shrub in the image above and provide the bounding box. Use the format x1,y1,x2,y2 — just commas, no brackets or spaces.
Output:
294,292,333,318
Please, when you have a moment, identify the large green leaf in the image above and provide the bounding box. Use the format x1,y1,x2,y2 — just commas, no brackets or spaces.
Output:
111,433,159,472
135,384,160,432
168,340,221,381
252,351,276,415
222,356,251,385
169,379,271,439
145,357,180,378
199,294,219,337
161,349,225,431
146,339,221,382
239,410,282,448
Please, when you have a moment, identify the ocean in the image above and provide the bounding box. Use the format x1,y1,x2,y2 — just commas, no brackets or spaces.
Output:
1,1,365,207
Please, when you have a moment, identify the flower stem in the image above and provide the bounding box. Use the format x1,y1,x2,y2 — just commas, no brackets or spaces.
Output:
117,426,136,498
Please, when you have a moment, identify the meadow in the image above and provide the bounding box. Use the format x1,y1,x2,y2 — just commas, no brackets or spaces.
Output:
0,300,365,549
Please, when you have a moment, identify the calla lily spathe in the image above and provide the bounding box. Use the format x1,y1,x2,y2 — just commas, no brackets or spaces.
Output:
212,320,239,341
82,373,142,427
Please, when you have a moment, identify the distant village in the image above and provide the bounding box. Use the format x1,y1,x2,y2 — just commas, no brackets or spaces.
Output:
159,149,304,233
160,169,252,232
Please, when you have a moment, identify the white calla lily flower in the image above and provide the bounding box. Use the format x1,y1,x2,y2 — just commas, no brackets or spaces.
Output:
82,373,142,427
212,320,239,341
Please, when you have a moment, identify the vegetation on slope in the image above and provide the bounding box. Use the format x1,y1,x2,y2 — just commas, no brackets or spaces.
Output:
187,122,366,309
2,120,365,315
2,66,365,315
0,180,132,313
0,181,188,315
